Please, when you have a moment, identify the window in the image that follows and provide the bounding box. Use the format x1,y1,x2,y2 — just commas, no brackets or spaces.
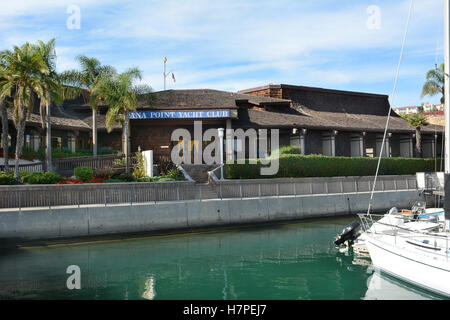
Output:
52,137,62,149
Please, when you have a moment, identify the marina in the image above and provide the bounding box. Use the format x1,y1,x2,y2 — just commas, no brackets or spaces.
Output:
0,217,444,300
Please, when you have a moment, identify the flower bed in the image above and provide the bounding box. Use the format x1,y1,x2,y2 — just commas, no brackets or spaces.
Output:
57,177,105,184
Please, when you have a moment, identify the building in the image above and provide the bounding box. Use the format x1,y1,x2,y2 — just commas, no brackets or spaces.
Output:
394,106,421,115
0,84,444,161
394,104,444,115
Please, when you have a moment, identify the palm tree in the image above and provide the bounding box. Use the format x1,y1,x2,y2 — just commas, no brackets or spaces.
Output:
91,68,153,172
0,65,10,173
60,56,116,156
0,43,49,179
421,63,445,103
33,39,62,171
0,96,9,174
401,114,429,158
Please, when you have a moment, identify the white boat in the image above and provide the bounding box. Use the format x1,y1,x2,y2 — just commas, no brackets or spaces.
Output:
352,0,450,298
335,202,447,255
361,213,450,297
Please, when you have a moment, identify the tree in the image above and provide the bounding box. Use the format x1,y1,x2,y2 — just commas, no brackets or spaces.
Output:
0,43,49,180
60,56,116,156
91,68,154,173
400,114,429,158
33,39,62,171
421,63,445,104
0,95,9,174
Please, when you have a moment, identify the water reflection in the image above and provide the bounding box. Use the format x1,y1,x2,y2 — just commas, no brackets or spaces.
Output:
0,217,441,300
364,272,437,300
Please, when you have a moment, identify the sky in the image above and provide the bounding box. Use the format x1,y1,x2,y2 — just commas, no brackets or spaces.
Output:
0,0,445,107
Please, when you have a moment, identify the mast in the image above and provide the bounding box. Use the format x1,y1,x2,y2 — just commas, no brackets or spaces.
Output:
444,0,450,220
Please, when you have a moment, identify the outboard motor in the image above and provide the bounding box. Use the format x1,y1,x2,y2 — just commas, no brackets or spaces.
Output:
334,221,361,246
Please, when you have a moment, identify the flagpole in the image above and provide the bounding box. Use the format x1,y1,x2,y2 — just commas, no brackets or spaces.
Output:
163,56,167,90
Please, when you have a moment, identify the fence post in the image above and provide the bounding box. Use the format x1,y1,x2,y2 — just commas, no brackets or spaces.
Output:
340,181,344,194
294,182,297,197
199,184,202,202
277,183,280,198
406,178,409,190
177,184,180,201
104,188,107,207
325,182,328,194
310,182,313,194
78,189,80,208
355,181,358,193
258,183,262,198
19,190,22,212
240,184,243,200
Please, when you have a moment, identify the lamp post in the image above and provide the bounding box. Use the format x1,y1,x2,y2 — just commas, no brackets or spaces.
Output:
218,128,224,180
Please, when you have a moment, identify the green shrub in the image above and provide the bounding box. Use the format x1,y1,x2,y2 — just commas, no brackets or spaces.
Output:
114,172,135,182
0,171,16,185
157,177,176,182
132,151,146,179
105,179,124,183
22,171,62,184
136,176,157,182
137,176,175,182
74,166,94,182
225,155,441,179
166,169,184,180
273,145,302,156
112,158,126,168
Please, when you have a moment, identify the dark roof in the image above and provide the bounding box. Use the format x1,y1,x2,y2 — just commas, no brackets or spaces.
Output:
6,108,90,131
59,89,291,131
137,89,290,110
234,109,338,130
238,84,442,134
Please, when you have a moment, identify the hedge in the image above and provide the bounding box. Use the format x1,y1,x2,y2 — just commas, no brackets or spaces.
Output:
225,155,442,179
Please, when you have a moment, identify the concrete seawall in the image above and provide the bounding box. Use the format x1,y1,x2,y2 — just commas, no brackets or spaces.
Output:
0,189,421,241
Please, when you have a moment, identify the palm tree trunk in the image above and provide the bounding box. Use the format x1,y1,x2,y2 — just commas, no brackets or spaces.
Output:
46,102,52,171
14,108,27,181
124,111,130,173
0,101,9,174
92,108,97,156
415,127,423,158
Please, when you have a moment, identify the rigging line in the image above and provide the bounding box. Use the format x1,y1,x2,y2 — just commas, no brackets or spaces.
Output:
367,0,414,215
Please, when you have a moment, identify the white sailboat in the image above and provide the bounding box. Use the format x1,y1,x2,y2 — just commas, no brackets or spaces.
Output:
359,0,450,298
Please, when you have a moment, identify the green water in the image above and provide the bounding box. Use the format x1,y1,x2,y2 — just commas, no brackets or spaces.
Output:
0,217,442,300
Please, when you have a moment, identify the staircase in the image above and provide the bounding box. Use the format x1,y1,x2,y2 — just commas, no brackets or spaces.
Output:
181,164,219,183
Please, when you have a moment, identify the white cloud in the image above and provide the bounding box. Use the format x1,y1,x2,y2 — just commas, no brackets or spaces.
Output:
0,0,444,106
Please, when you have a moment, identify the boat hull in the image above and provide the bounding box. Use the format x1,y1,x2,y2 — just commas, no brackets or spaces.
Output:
365,234,450,298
